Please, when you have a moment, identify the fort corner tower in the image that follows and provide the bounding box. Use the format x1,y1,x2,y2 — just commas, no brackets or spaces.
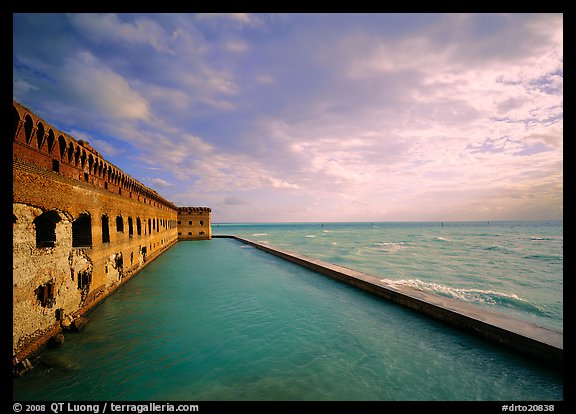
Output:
177,207,212,240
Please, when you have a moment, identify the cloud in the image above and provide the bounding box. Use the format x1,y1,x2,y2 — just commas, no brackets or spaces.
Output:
59,51,151,122
147,177,174,188
13,13,563,221
69,13,173,53
196,13,262,27
223,196,249,206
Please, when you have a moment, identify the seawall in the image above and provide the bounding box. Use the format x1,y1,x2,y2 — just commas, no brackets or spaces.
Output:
216,235,563,369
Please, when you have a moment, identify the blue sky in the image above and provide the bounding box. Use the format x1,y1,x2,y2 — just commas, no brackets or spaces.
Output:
13,13,563,222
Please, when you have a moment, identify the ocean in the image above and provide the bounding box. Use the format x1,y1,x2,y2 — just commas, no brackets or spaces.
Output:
13,221,563,401
214,221,563,332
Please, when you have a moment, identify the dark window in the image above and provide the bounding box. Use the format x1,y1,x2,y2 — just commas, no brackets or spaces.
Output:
47,130,55,153
84,172,89,182
189,221,192,225
188,232,192,235
58,136,66,159
78,270,91,290
72,213,92,248
178,220,181,225
148,218,151,234
24,115,33,144
136,217,142,236
104,182,108,190
128,217,133,238
11,105,20,140
116,216,124,232
200,221,204,226
34,211,61,248
36,122,45,149
102,215,110,243
52,159,60,173
35,281,55,308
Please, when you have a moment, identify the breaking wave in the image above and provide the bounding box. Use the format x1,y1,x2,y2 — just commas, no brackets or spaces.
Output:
384,279,546,315
373,242,408,251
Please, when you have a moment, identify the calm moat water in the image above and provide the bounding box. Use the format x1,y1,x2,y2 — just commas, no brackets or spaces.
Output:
13,222,563,401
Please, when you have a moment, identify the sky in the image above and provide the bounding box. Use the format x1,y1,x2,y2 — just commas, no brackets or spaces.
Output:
12,13,563,223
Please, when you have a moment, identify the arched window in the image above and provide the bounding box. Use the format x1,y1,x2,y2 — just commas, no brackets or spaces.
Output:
72,213,92,248
36,122,45,150
148,218,151,234
102,214,110,243
80,149,87,169
34,211,61,248
12,105,20,140
116,216,124,232
24,115,33,145
47,129,56,153
74,146,80,165
67,143,74,163
58,135,66,159
128,217,133,238
136,217,142,236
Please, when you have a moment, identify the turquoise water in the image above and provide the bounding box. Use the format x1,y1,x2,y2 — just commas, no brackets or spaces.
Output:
13,231,562,401
214,221,563,332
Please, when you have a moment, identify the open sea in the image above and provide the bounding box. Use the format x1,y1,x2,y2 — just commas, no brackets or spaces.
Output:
13,221,563,401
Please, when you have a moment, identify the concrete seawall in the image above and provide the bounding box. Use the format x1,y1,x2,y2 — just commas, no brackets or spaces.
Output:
215,235,563,369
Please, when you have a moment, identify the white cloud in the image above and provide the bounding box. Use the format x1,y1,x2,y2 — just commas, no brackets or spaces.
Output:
196,13,262,27
148,177,174,188
60,51,151,122
69,13,173,53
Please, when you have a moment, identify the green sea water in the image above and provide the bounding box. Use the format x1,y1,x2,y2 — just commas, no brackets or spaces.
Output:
13,227,562,401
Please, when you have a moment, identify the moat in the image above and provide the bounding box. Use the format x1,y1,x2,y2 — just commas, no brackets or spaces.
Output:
13,239,562,401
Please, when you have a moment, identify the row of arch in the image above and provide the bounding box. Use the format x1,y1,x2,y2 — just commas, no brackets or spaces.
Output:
33,210,177,249
12,101,175,211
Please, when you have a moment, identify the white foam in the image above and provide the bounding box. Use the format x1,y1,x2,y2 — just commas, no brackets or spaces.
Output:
384,279,539,310
373,242,408,251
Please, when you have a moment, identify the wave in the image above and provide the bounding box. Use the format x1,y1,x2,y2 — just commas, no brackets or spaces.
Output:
484,245,512,254
434,236,451,242
305,235,316,238
373,242,408,251
384,279,546,315
524,254,562,262
529,237,553,241
251,233,268,236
